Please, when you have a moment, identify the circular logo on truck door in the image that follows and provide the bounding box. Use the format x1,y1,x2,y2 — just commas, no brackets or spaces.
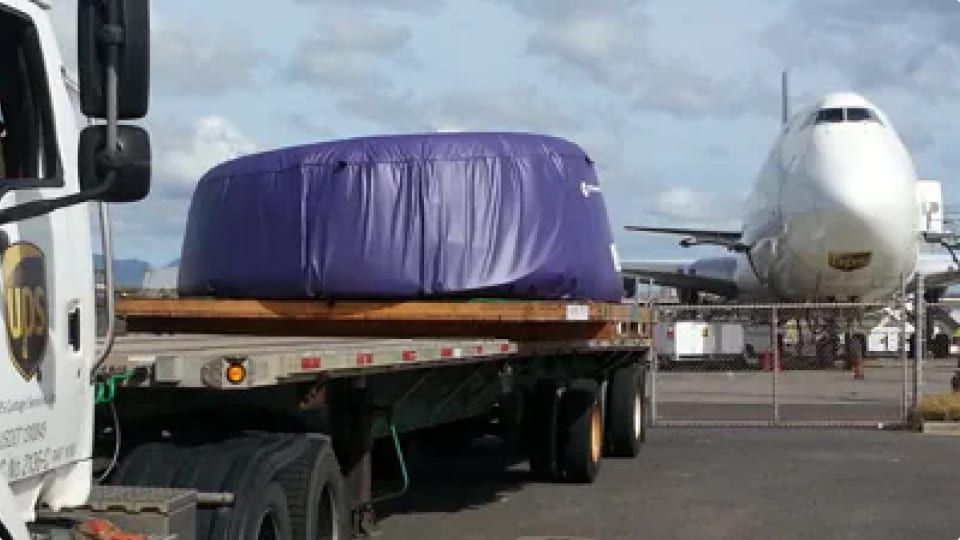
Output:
2,242,48,381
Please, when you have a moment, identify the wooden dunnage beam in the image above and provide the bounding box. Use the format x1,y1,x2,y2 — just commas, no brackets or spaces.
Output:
117,298,653,341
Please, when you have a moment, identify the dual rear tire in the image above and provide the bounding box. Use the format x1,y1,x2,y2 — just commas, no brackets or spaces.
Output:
526,365,646,484
110,434,349,540
604,364,646,457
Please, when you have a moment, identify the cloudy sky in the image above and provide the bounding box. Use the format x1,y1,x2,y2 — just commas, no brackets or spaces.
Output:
51,0,960,267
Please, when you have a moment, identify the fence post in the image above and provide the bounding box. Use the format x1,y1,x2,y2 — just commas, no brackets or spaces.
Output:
772,305,780,425
648,279,657,425
914,274,924,410
900,275,909,422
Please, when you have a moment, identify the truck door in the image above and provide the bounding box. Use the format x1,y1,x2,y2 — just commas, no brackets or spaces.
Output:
0,3,95,506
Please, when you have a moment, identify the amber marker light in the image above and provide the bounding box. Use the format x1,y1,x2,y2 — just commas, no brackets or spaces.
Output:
225,362,247,384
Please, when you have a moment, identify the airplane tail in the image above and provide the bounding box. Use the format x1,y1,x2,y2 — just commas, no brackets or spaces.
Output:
781,69,790,125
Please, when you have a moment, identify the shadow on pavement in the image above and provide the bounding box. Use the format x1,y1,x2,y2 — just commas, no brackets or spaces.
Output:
373,433,532,520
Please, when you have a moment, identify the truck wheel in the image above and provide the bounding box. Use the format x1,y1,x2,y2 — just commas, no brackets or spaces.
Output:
249,483,293,540
525,380,561,481
110,434,314,540
604,365,645,457
559,380,602,483
275,439,350,540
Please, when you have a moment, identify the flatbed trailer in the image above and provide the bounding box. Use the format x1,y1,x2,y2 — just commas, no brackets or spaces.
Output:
67,298,654,539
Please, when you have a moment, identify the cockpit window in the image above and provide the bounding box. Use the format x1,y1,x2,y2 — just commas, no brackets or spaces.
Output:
813,106,883,126
815,108,845,123
845,107,880,123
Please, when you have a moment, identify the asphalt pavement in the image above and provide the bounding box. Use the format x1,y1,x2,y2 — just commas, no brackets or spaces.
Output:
374,428,960,540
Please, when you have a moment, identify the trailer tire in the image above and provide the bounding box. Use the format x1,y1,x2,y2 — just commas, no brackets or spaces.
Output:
559,380,602,483
604,365,644,458
525,380,561,481
275,439,350,540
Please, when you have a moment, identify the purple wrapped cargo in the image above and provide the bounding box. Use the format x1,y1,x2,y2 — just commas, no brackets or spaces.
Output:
177,131,623,301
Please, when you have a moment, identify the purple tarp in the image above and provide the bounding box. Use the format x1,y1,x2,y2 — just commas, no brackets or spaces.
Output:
177,131,623,301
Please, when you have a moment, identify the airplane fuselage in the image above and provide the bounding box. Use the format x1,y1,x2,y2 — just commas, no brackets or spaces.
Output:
735,93,920,302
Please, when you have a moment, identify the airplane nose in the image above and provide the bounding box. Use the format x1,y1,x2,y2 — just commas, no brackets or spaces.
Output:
783,128,917,275
803,130,915,223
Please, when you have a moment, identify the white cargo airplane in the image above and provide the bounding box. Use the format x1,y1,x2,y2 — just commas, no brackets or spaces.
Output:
622,83,960,308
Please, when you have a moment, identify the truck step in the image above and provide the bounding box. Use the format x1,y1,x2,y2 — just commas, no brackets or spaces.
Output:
36,486,196,540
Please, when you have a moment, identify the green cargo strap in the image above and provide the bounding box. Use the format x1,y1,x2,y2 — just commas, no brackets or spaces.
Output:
371,411,410,505
95,370,135,405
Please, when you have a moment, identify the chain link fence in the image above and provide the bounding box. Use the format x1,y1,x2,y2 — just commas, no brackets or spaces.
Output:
912,300,960,407
649,302,915,427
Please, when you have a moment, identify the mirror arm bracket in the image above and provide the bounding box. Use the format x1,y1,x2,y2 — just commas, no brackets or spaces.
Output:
0,169,118,227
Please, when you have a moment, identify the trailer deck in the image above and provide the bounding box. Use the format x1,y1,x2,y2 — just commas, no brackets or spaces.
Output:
106,299,652,389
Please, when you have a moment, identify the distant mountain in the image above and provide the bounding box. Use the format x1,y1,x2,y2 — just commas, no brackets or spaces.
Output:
92,254,152,288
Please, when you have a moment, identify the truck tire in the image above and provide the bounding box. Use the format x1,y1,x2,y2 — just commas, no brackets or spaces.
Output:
604,365,644,458
110,434,312,540
559,380,603,483
275,438,350,540
246,482,294,540
525,380,561,481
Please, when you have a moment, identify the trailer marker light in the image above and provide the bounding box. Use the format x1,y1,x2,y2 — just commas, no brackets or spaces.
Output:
440,347,454,358
356,353,374,366
301,356,322,370
402,351,417,362
225,363,247,384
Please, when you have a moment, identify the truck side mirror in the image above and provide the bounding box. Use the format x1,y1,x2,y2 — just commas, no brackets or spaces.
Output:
79,125,151,203
78,0,150,119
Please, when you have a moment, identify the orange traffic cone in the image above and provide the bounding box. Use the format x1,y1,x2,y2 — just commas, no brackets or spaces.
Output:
853,359,864,380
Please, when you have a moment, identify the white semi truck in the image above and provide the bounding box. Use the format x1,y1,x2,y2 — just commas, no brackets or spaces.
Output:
0,2,652,539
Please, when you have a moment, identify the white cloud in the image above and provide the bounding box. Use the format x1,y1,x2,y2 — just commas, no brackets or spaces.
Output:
50,0,267,97
293,0,445,13
286,17,415,92
151,21,268,96
496,0,776,118
648,185,742,229
765,0,960,100
155,116,258,194
333,85,586,135
430,86,584,133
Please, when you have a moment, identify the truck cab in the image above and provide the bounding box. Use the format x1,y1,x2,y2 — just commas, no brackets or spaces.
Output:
0,1,150,537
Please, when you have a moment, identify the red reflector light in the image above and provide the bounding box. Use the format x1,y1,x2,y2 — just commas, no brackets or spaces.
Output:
500,344,510,353
356,353,373,366
667,329,675,339
402,351,417,362
440,348,454,358
475,346,484,354
301,357,322,370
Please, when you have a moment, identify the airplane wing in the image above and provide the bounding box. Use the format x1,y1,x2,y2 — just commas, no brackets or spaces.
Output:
624,225,746,250
620,260,739,298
